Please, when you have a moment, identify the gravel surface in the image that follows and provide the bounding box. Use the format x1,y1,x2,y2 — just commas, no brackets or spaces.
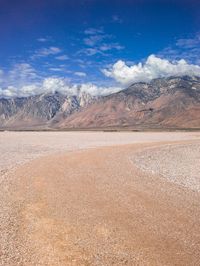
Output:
1,131,199,175
133,142,200,192
0,132,200,265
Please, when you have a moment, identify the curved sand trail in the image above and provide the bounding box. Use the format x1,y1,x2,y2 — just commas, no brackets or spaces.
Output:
1,138,200,265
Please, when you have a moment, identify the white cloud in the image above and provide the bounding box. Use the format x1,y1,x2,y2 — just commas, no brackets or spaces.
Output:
55,55,69,60
2,54,200,99
0,63,40,94
74,72,87,77
176,34,200,49
49,67,64,72
37,38,48,42
99,43,124,51
0,63,38,89
102,54,200,86
0,86,18,97
0,75,122,98
79,43,124,57
8,63,38,81
79,48,103,56
78,83,121,96
82,27,124,56
84,28,104,35
158,33,200,65
32,46,62,58
42,78,68,93
84,35,104,46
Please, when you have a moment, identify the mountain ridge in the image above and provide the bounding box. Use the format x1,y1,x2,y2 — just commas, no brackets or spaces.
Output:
0,75,200,129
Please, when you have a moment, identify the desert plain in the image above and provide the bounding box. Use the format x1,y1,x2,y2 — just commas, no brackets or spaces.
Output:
0,131,200,265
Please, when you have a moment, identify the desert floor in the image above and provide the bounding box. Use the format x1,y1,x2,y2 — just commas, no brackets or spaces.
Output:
0,131,200,265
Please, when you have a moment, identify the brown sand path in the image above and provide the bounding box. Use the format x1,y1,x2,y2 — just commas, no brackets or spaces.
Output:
1,140,200,265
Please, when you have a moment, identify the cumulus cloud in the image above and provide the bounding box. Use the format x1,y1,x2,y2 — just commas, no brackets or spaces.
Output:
0,62,120,98
0,86,18,97
2,54,199,99
0,83,43,98
77,83,121,96
0,77,121,98
102,54,200,85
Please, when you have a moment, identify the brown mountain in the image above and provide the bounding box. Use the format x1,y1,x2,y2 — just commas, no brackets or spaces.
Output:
0,76,200,130
55,76,200,129
0,91,94,129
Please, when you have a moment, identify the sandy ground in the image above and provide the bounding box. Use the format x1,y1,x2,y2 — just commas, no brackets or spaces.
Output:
0,132,200,265
1,131,199,175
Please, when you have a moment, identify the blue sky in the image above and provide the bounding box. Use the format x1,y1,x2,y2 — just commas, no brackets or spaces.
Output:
0,0,200,96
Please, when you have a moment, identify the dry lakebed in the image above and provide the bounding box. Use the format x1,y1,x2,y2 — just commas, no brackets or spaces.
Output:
0,131,200,265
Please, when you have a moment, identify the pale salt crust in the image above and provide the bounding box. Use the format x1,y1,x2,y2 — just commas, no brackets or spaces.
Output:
1,131,200,177
133,142,200,192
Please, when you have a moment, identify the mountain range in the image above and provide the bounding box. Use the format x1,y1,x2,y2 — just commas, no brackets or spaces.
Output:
0,76,200,130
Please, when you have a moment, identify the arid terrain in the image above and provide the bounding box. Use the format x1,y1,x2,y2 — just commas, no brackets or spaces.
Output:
1,76,200,130
0,131,200,265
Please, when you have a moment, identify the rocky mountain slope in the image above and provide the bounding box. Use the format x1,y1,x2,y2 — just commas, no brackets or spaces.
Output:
57,76,200,129
0,76,200,129
0,91,94,129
